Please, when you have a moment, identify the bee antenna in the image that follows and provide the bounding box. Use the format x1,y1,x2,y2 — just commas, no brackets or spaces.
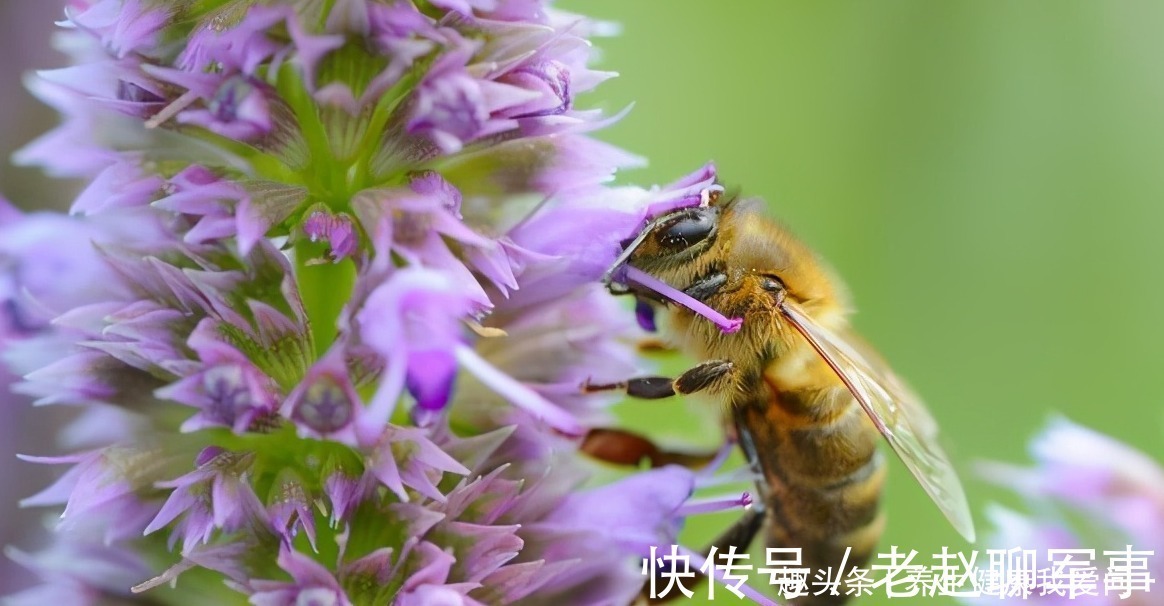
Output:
601,222,657,286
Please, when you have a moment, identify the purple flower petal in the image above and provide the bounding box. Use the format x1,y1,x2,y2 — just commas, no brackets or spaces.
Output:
538,465,695,554
454,345,583,436
250,548,352,606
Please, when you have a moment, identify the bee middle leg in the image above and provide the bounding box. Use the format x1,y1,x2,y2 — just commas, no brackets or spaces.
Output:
579,359,736,469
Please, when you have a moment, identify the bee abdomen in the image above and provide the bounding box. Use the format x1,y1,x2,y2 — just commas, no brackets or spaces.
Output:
760,443,887,545
761,384,883,488
735,384,887,605
761,446,887,604
764,508,887,606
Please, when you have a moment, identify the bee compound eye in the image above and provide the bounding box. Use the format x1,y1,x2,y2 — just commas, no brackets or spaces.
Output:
660,211,716,250
760,275,786,292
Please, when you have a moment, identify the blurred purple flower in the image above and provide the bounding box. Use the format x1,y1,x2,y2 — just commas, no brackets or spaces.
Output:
4,530,149,606
972,417,1164,605
0,1,740,604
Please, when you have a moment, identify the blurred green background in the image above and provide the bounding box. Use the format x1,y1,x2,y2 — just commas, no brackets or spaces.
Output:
563,1,1164,604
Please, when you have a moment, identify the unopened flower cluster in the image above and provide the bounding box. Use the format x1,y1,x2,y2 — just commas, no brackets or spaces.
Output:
0,1,744,604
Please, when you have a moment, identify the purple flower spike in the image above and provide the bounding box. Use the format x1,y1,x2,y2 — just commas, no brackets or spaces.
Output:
7,1,758,603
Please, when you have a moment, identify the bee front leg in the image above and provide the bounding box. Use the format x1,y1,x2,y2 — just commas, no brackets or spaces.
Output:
581,359,736,400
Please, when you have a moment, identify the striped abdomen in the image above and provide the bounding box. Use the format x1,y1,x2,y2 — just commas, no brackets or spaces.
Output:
732,368,887,605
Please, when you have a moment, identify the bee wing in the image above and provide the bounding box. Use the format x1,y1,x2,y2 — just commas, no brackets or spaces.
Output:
842,331,941,443
780,300,976,542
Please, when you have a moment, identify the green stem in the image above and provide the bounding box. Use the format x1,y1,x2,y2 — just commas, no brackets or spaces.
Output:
295,239,357,357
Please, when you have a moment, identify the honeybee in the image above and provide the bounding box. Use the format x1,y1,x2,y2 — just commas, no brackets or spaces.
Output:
583,186,975,604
